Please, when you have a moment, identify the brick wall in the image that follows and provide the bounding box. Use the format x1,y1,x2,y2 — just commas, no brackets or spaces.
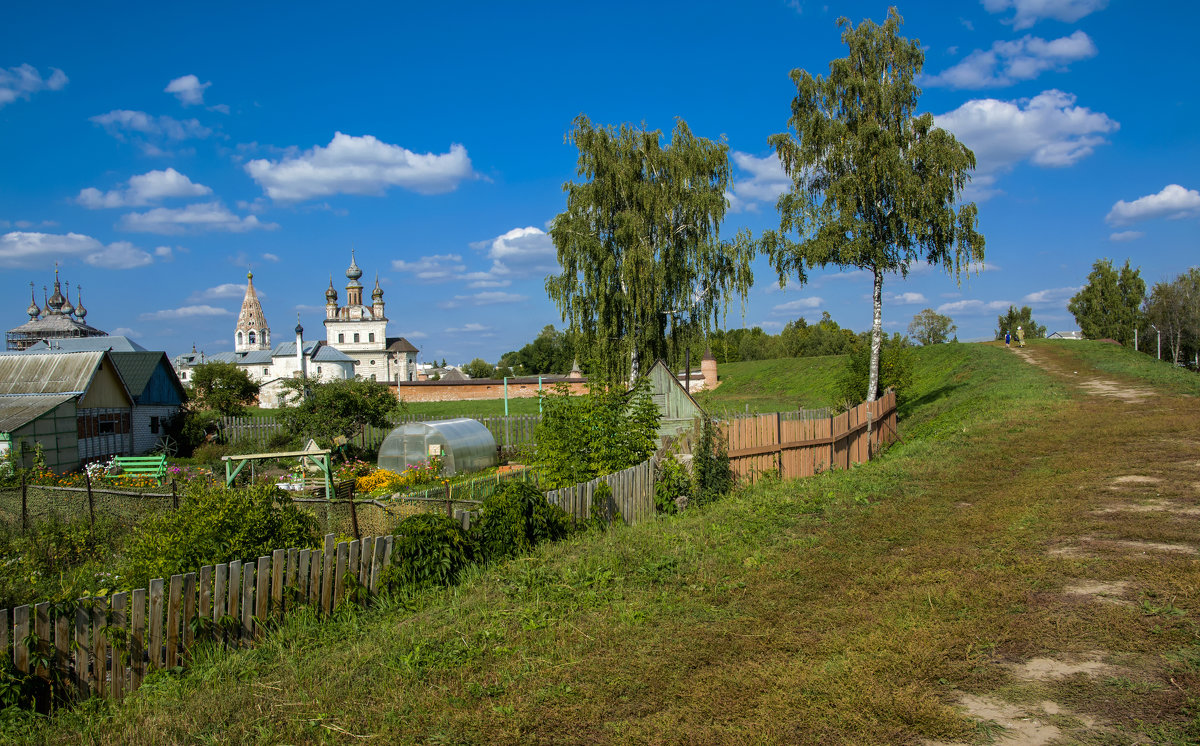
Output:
393,379,591,402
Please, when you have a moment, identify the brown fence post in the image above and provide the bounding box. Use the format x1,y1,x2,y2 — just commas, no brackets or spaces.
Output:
85,469,95,530
172,479,178,510
20,471,28,531
445,480,452,518
347,486,360,541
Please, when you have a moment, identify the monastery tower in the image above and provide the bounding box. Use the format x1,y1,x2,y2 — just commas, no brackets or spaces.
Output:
234,271,271,352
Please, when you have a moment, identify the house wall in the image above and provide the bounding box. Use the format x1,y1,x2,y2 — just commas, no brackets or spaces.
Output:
9,400,80,473
78,358,133,409
132,404,180,454
394,379,590,403
77,407,132,462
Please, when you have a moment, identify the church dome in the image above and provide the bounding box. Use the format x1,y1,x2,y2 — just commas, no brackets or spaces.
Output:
346,250,363,282
26,285,39,319
372,274,384,300
75,288,87,320
325,276,338,303
60,282,75,316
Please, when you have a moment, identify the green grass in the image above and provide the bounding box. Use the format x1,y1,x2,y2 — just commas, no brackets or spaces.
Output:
697,354,848,413
24,341,1200,743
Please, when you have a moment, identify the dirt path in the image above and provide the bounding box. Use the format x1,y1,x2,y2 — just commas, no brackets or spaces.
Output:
930,345,1200,744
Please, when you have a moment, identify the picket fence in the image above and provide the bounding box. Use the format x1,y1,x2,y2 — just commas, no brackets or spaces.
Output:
722,389,898,482
544,458,655,526
0,533,391,702
220,413,542,450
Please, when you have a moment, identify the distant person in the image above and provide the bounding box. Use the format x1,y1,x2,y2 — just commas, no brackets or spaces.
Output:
1017,326,1025,348
1005,330,1011,347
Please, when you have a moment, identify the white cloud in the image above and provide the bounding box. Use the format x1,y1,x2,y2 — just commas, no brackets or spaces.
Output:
396,330,428,340
188,283,254,303
139,305,233,321
77,168,212,209
0,231,155,270
1108,230,1144,242
244,132,476,202
261,253,280,262
936,299,1013,314
469,226,558,280
452,291,527,306
981,0,1107,30
884,291,928,304
925,31,1097,89
0,64,67,108
936,89,1118,199
90,110,212,145
444,323,491,334
164,74,210,106
391,254,466,282
771,296,823,315
109,327,143,339
154,245,174,258
118,202,278,234
84,241,153,269
1021,286,1079,305
1105,184,1200,226
726,152,791,212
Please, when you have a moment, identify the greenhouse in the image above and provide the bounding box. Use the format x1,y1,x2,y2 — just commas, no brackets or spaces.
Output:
377,418,497,477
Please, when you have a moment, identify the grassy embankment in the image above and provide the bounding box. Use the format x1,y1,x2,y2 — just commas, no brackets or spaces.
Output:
29,340,1200,744
697,354,847,414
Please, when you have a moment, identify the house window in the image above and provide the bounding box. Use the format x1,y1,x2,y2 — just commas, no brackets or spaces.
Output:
338,333,344,343
237,331,243,345
150,416,160,434
264,367,270,376
354,333,360,343
370,360,375,366
248,331,257,345
369,333,375,342
370,374,376,381
317,366,322,376
181,371,187,380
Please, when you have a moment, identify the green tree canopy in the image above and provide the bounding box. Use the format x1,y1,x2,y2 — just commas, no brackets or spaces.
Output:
188,361,259,416
1067,258,1145,345
762,8,984,402
278,377,401,444
462,358,496,379
498,325,575,375
995,305,1046,341
547,115,755,386
908,308,956,345
1144,268,1200,364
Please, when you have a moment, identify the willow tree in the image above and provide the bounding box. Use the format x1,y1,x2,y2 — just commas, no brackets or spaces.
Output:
762,8,985,402
547,115,754,385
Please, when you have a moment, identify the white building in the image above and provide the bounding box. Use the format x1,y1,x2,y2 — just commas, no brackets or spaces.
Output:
324,251,419,384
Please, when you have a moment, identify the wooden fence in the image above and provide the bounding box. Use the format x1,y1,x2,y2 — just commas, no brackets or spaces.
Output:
544,458,655,526
0,532,391,702
220,413,542,451
722,389,897,483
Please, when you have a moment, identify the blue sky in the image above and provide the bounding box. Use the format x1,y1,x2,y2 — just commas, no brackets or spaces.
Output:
2,0,1197,362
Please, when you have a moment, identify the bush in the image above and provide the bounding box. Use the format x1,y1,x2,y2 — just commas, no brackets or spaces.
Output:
654,455,692,514
470,481,572,564
168,409,222,457
835,335,914,409
386,513,472,590
121,483,319,586
693,418,733,506
192,442,231,468
266,430,300,451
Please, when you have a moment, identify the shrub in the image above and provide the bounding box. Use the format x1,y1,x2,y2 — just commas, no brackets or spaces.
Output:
835,334,914,409
266,430,300,451
654,454,692,514
586,482,621,530
470,481,572,564
386,513,472,590
121,483,318,586
192,442,231,468
693,418,734,506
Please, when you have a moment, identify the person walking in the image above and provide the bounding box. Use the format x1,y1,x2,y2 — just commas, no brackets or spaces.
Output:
1017,326,1025,348
1005,330,1011,347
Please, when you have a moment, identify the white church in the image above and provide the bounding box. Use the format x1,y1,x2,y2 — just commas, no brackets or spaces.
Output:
172,253,419,407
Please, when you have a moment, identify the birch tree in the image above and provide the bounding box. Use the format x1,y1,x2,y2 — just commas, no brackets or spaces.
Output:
762,8,984,402
547,115,755,385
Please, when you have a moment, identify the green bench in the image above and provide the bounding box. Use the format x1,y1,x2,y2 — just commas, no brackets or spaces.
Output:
104,455,169,485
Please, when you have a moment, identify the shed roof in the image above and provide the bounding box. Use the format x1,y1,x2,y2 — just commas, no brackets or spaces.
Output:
110,351,186,402
24,335,146,352
0,351,107,396
0,393,74,433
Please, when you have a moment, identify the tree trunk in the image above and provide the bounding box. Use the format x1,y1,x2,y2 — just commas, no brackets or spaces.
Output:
867,268,883,403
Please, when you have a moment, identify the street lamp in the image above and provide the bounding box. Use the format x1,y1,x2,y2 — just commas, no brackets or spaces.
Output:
1149,324,1161,360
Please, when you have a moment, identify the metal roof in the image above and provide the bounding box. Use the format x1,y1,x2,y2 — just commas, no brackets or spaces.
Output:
24,335,147,352
7,313,107,336
0,393,75,433
387,336,419,353
109,351,185,402
0,351,106,396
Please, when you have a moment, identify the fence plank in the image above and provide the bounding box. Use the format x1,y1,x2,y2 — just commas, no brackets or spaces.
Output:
130,587,146,692
285,548,298,612
92,598,108,698
148,578,164,671
199,566,213,628
33,602,49,680
74,602,91,697
370,537,386,594
382,536,393,577
54,610,69,686
271,549,286,619
166,575,182,669
309,546,322,607
182,573,197,659
241,563,255,643
347,540,360,601
298,549,312,605
320,534,335,614
13,606,29,673
110,592,127,699
255,556,270,639
334,541,349,607
359,536,375,593
226,560,241,640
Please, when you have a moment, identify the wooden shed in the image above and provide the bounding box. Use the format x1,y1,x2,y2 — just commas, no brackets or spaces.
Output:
644,359,706,440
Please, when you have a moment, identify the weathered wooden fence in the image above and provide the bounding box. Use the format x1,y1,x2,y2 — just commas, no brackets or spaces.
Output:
220,413,542,450
722,389,897,482
0,533,391,702
544,458,655,526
